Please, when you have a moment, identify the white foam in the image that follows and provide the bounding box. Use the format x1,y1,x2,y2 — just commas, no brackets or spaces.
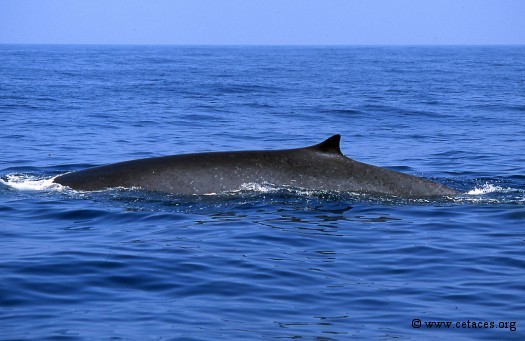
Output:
0,174,64,192
238,182,278,193
466,183,511,195
235,182,324,196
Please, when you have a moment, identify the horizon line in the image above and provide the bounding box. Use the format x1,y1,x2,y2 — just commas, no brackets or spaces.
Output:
1,43,524,47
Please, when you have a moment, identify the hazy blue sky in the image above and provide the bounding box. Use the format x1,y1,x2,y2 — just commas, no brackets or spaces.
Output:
1,0,524,45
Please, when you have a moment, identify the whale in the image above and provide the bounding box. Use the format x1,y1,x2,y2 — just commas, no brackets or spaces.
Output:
53,135,459,197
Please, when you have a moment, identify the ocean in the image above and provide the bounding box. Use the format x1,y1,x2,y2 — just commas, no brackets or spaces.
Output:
1,45,524,340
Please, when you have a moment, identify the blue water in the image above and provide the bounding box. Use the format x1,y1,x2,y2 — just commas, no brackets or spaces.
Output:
1,45,524,340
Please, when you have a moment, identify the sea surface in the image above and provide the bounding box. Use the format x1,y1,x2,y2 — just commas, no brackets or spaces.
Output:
1,45,524,340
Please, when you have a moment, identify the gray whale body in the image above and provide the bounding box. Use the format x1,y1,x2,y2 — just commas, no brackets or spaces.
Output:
54,135,459,197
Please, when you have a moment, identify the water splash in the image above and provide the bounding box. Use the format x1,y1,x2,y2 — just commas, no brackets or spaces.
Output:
466,183,513,195
0,174,64,192
453,182,525,205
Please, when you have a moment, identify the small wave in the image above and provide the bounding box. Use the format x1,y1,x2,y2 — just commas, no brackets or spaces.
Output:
0,174,64,192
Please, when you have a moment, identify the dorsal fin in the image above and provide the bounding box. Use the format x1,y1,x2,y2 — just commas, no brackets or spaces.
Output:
308,134,342,155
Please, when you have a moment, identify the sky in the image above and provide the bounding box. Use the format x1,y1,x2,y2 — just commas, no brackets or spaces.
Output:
1,0,524,45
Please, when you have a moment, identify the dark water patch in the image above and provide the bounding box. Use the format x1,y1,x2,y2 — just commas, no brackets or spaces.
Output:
320,108,365,116
210,84,281,95
505,104,525,112
179,113,226,122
